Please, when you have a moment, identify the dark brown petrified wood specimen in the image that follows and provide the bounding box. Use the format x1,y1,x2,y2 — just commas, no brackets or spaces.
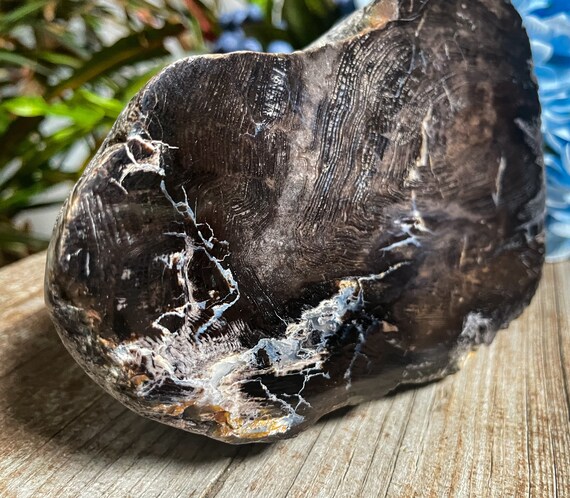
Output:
45,0,545,443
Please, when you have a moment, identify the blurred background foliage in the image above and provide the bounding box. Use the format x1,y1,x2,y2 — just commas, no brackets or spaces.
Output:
0,0,354,267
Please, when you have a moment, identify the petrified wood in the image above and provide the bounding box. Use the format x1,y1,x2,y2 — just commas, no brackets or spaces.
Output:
45,0,545,443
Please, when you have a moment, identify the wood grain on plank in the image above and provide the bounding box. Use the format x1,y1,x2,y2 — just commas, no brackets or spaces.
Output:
0,253,568,497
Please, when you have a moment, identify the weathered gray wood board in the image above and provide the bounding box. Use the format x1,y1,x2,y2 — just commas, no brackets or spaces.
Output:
1,253,569,497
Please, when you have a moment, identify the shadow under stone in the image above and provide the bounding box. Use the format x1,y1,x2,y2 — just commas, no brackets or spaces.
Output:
1,309,272,469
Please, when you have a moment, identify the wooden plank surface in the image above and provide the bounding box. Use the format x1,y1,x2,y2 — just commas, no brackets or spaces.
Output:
0,252,568,497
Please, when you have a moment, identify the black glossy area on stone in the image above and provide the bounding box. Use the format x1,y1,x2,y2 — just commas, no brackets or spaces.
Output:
45,0,545,443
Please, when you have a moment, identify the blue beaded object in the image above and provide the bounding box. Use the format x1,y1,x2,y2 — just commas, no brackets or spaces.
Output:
267,40,294,54
512,0,570,261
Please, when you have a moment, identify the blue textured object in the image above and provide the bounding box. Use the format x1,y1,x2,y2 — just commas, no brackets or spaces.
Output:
512,0,570,261
214,31,244,53
240,37,264,52
215,5,291,54
333,0,357,17
266,40,294,53
215,5,265,54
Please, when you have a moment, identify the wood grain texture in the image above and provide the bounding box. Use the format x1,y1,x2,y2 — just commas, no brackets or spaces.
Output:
0,252,568,497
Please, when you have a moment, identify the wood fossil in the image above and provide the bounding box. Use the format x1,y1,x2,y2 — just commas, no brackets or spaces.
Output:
45,0,545,443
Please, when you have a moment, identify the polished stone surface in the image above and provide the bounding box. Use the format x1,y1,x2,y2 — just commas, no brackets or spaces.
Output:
45,0,544,443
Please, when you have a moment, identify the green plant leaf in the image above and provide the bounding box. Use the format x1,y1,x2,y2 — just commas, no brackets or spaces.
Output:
2,96,49,117
119,66,164,100
36,51,82,68
0,182,51,214
0,0,46,34
2,95,106,127
282,0,332,46
0,50,51,74
76,89,124,116
0,223,48,247
47,23,185,99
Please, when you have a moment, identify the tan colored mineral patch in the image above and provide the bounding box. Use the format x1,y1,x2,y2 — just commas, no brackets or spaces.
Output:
368,0,399,30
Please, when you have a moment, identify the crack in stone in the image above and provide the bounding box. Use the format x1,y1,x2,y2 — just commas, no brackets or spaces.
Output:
159,180,241,341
